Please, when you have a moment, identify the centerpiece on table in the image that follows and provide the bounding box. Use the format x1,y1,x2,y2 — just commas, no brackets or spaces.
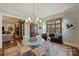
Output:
29,37,37,42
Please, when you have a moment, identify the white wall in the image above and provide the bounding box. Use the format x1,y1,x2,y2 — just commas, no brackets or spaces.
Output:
76,8,79,47
24,23,30,37
42,18,46,33
0,15,2,48
62,8,79,48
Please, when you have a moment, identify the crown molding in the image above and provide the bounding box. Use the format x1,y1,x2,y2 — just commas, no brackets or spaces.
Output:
45,6,79,21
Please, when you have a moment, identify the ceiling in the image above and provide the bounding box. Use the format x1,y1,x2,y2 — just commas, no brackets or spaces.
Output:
0,3,78,19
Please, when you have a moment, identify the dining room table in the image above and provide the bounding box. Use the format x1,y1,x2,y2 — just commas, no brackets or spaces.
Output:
22,37,45,55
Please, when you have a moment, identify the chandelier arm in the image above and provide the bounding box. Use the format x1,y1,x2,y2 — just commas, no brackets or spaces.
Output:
33,2,34,19
38,3,39,18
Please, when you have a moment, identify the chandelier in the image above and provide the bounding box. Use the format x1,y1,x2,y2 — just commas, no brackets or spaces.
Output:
25,3,41,24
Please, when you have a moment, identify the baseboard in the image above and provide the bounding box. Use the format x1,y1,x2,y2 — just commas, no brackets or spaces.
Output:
63,41,79,49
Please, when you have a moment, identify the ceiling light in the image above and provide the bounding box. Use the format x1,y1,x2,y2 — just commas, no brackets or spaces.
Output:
25,3,41,24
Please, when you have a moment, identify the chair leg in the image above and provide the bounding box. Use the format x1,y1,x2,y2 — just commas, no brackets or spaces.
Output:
17,46,21,56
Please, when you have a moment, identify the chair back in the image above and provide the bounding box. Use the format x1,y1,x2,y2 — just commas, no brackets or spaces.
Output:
39,44,47,56
49,34,55,38
42,34,47,41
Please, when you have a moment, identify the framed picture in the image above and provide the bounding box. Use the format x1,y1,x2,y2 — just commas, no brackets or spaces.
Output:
30,23,38,37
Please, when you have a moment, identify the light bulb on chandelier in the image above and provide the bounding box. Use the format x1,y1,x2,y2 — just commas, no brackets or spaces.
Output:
25,3,41,24
25,19,28,23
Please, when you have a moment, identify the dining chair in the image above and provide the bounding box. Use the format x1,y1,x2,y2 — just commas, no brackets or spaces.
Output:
16,41,31,56
32,44,47,56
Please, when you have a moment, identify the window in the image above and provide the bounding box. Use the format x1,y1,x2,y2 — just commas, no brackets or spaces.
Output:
46,18,62,34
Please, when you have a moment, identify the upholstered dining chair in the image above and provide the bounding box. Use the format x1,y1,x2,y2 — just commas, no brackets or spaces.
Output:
16,41,31,56
32,47,46,56
42,33,48,41
32,43,47,56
